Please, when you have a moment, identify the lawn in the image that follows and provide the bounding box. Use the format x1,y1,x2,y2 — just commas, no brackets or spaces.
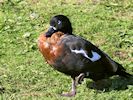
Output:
0,0,133,99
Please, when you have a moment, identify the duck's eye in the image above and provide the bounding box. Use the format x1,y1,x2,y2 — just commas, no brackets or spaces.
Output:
58,20,61,25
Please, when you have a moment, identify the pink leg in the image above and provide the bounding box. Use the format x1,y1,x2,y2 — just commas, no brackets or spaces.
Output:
76,73,85,85
61,77,76,97
61,73,85,97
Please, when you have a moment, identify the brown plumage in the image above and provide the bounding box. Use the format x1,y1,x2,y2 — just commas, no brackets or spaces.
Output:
38,32,65,65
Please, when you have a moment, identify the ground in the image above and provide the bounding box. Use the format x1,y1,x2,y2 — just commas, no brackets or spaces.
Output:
0,0,133,99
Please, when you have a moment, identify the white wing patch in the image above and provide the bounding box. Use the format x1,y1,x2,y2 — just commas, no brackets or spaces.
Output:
71,48,101,62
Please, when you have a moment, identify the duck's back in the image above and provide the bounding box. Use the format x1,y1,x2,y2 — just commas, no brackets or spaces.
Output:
55,35,107,75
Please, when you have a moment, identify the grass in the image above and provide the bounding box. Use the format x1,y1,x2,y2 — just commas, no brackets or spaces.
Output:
0,0,133,99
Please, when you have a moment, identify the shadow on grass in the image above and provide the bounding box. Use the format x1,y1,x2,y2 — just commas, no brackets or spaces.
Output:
86,76,133,92
0,82,5,94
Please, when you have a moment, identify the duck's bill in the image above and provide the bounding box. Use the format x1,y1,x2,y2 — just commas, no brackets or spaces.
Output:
45,26,57,37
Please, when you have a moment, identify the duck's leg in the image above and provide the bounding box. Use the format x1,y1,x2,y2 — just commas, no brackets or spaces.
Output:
61,77,76,97
76,73,85,85
61,73,85,97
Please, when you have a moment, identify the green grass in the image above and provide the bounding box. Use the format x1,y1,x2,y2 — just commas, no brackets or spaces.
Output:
0,0,133,99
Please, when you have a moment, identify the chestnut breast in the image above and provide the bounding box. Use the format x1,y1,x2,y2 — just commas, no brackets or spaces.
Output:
38,32,65,65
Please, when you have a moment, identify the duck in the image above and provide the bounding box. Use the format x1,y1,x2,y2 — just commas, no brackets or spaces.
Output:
38,15,132,97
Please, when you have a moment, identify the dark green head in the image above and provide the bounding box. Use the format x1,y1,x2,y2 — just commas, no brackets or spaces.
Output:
45,15,72,37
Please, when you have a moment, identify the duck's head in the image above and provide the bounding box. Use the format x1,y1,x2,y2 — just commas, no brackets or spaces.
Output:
45,15,72,37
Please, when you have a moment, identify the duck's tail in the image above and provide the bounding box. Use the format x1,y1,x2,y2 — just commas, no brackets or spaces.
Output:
115,62,132,78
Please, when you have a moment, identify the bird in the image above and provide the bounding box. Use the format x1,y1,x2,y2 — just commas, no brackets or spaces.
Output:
38,15,132,97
